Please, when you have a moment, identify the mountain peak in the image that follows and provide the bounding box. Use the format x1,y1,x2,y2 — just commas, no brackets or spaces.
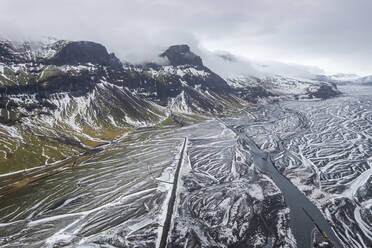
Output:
160,44,203,67
46,41,121,67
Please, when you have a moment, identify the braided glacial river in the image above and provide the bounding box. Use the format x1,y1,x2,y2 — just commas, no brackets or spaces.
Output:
0,86,371,247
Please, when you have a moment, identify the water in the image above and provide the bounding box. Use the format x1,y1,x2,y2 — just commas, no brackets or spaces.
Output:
227,125,342,248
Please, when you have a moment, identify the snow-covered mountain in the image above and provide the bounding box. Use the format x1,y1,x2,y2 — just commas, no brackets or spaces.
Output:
0,38,340,174
227,75,340,102
200,51,341,102
0,40,167,173
0,40,245,173
315,73,372,86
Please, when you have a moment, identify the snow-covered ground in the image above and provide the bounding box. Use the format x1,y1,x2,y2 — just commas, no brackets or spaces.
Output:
0,120,293,247
238,85,372,247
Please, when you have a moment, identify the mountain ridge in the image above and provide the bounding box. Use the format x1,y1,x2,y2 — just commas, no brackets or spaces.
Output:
0,38,341,174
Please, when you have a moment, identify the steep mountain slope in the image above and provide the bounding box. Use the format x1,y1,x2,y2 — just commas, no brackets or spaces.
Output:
0,40,168,174
123,45,245,115
0,40,249,174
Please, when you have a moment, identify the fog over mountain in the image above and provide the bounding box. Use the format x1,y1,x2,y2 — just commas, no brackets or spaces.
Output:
1,0,371,75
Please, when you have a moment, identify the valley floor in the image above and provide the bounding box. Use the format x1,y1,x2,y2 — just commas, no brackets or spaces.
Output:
0,86,371,247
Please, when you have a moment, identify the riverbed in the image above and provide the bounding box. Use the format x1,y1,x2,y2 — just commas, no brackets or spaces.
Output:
1,86,371,247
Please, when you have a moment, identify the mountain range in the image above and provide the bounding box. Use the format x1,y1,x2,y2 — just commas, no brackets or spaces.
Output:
0,38,341,174
315,73,372,86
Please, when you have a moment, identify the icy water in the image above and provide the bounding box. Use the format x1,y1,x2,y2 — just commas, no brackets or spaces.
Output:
226,128,342,248
0,86,371,247
230,86,372,247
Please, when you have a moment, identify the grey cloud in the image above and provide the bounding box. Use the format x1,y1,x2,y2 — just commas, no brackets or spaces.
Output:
0,0,371,75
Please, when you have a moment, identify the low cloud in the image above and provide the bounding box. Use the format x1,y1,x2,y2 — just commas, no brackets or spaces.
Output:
1,0,371,75
201,50,324,80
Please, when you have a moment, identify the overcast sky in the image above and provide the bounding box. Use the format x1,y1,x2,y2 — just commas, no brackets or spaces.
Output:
1,0,371,75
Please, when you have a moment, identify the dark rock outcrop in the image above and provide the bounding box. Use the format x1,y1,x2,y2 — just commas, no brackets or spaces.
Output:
160,45,203,67
236,86,274,103
0,41,22,63
308,83,341,99
46,41,121,68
